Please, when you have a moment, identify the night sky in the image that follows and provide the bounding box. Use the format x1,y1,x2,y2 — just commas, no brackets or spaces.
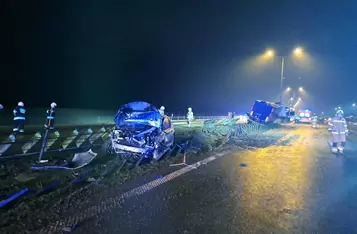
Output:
3,1,357,114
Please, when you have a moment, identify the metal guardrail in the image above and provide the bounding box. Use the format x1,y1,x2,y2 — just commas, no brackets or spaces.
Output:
170,116,227,121
0,125,114,161
0,116,229,159
0,115,226,126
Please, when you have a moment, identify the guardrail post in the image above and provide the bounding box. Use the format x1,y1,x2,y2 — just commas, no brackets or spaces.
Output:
38,129,50,163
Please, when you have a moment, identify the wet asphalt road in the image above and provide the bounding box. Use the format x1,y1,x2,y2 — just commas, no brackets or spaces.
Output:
73,124,357,234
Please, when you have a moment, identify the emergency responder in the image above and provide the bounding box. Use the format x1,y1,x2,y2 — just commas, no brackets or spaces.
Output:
0,104,3,110
159,106,165,117
312,115,317,128
187,107,194,127
44,102,57,130
13,102,26,133
328,109,348,153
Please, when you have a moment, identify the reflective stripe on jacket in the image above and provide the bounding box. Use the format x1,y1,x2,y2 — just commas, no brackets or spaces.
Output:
329,116,348,134
13,106,26,120
46,108,55,119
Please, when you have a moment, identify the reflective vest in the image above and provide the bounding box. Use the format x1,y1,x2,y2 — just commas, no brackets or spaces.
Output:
187,111,194,120
13,106,26,120
328,116,348,134
46,108,55,120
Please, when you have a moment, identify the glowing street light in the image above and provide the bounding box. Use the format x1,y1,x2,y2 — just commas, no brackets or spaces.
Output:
298,87,303,92
353,103,356,107
294,47,303,56
266,49,274,57
264,47,305,103
298,97,301,101
286,87,291,91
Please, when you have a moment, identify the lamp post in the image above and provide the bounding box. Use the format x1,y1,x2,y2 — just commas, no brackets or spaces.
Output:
280,57,285,104
265,47,303,103
285,86,304,107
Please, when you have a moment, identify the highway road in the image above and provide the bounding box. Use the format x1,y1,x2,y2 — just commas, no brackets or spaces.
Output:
49,123,357,234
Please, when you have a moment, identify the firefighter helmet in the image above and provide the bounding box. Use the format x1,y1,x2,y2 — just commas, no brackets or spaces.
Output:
18,102,24,107
336,109,344,116
51,102,57,108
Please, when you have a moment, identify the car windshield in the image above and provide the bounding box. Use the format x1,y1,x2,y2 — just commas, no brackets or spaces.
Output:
114,101,162,127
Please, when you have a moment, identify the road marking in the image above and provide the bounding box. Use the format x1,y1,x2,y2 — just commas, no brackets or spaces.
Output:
39,150,230,233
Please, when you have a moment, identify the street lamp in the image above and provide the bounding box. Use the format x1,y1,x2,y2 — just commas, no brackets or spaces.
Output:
298,87,303,92
294,47,303,56
266,50,274,57
353,103,356,107
264,47,304,103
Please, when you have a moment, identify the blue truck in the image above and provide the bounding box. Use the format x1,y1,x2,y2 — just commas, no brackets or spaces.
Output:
248,100,293,124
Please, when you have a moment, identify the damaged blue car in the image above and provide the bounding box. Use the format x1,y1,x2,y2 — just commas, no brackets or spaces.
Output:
103,101,175,163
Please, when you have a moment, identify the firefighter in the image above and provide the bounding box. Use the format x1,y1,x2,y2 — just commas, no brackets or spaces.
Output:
44,102,57,130
159,106,165,117
13,102,26,133
0,104,3,110
187,107,194,127
311,115,317,128
328,109,348,153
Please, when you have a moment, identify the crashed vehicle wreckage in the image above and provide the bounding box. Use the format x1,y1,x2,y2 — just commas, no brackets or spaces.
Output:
248,100,292,124
103,101,175,165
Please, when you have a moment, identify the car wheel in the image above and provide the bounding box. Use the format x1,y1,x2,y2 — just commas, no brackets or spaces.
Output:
152,142,165,161
102,138,114,155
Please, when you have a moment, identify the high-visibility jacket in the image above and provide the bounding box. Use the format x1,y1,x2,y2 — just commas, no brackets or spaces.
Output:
187,111,194,120
46,108,55,120
13,106,26,120
328,116,348,134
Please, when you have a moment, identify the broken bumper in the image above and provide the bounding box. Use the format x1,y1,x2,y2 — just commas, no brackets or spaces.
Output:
115,144,147,154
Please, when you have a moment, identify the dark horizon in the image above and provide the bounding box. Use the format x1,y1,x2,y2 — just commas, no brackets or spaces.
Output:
3,1,357,114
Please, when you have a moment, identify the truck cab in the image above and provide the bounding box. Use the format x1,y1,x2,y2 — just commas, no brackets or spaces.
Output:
248,100,281,124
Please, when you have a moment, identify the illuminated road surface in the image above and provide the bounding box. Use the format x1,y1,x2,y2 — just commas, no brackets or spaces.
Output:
73,124,357,234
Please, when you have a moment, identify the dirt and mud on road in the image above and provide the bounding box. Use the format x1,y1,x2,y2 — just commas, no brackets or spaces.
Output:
2,122,353,233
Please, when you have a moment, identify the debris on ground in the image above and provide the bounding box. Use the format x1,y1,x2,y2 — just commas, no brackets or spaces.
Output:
0,119,286,233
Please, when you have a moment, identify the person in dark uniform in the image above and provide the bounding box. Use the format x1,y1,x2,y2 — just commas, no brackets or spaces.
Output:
13,102,26,133
44,102,57,130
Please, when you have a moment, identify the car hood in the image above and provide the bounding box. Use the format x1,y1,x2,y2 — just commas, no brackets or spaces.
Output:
114,101,162,128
